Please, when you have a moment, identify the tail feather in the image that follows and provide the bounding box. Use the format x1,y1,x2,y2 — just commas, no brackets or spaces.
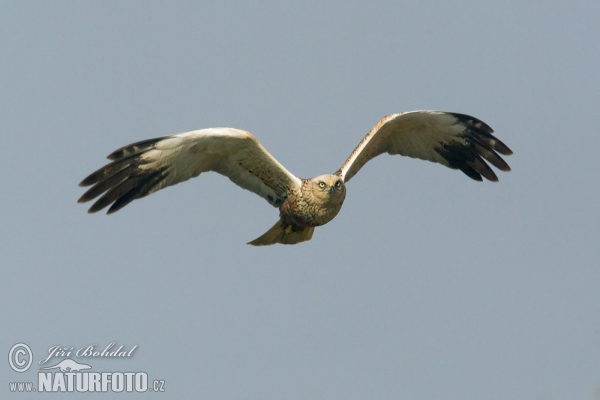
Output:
248,220,314,246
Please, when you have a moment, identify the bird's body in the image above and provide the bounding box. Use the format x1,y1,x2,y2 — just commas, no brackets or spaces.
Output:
78,111,513,245
249,174,347,245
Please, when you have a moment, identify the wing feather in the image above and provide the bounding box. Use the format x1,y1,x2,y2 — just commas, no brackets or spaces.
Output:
338,111,512,182
78,128,301,213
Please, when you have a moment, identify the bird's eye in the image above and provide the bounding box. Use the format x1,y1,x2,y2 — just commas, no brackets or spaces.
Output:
335,181,341,188
318,182,326,188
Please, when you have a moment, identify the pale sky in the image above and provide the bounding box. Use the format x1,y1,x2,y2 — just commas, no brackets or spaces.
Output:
2,1,599,399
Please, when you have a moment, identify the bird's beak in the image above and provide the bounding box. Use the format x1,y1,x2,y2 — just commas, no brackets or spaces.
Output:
329,184,336,195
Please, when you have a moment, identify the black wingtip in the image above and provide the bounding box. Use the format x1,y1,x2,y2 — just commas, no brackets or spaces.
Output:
106,137,166,160
450,112,494,134
79,174,96,187
464,169,484,181
447,113,514,181
494,140,513,156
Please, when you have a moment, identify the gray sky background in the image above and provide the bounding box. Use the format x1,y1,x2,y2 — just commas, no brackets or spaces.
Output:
2,1,599,399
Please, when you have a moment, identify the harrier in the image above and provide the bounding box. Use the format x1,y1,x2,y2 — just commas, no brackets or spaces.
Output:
78,111,512,245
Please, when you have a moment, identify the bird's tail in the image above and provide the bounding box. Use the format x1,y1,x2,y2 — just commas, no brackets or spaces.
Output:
248,219,314,246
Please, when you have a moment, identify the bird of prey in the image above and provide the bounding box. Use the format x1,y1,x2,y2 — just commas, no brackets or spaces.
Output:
78,110,512,245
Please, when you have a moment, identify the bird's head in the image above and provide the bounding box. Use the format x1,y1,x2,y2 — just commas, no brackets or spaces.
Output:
310,174,346,203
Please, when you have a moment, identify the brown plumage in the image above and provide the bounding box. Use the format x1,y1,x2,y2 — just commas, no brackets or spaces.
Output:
78,111,512,245
248,175,346,245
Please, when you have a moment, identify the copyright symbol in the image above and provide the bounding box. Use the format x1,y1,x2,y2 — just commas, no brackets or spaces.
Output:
8,343,33,372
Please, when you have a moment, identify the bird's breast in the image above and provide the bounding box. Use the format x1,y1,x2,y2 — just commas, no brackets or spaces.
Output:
279,189,345,228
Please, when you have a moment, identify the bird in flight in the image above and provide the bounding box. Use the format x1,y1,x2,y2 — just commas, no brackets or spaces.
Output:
78,110,512,245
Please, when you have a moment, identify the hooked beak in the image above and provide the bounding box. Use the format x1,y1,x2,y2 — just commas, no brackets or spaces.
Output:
329,185,336,195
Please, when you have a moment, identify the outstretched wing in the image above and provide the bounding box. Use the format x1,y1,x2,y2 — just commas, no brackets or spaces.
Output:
78,128,301,214
338,111,512,183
